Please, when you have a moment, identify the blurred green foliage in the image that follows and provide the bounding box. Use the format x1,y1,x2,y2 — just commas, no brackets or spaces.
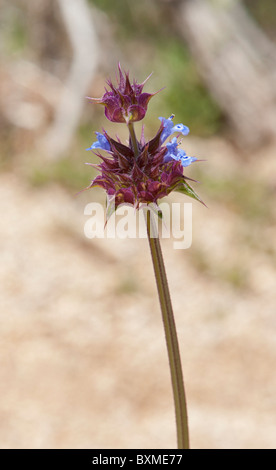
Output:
28,156,93,191
154,40,221,136
244,0,276,40
89,0,276,137
0,5,28,55
195,167,273,223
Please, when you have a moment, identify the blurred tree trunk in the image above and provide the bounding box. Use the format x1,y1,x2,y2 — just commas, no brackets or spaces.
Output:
40,0,100,158
173,0,276,149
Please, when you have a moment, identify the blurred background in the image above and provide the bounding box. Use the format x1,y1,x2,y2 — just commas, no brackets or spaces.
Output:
1,0,276,449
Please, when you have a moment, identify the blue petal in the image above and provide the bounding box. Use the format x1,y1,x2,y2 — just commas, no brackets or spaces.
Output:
86,132,110,151
179,155,197,167
159,116,174,144
159,116,190,144
171,123,189,136
164,137,197,167
163,138,177,162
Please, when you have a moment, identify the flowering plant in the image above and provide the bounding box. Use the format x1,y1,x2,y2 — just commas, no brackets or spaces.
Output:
86,64,203,216
84,65,204,449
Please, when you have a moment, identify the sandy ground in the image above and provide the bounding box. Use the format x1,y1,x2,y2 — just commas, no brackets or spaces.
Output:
0,137,276,449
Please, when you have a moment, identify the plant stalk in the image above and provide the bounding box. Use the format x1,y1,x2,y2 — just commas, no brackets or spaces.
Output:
146,209,190,449
127,122,139,158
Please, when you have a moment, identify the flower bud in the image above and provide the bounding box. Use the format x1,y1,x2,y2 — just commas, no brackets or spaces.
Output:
88,64,157,123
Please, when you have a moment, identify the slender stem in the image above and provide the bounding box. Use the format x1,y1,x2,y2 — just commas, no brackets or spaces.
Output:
146,209,190,449
127,122,139,158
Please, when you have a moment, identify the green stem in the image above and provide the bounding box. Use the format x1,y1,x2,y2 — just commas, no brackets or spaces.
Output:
146,209,190,449
127,122,139,158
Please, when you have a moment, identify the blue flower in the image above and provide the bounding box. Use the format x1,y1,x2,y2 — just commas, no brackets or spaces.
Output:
164,137,197,167
159,115,189,144
86,132,111,151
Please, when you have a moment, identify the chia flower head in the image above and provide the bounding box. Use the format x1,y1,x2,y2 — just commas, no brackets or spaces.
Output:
87,64,157,124
85,66,204,216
